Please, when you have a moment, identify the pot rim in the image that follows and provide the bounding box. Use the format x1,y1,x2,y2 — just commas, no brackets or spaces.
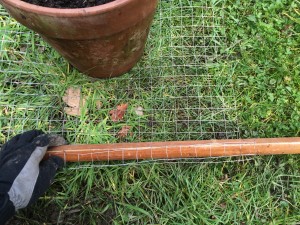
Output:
1,0,131,17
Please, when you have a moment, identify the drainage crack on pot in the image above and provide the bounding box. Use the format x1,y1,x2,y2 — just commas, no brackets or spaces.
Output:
22,0,115,8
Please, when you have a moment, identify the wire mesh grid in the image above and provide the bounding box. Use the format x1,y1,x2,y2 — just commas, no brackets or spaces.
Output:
0,0,241,164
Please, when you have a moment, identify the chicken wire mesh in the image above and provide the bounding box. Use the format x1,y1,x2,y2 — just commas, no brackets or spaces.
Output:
0,0,241,164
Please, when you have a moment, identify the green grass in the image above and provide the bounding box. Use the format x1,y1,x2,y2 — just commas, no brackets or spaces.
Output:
11,158,300,224
227,0,300,138
0,0,299,224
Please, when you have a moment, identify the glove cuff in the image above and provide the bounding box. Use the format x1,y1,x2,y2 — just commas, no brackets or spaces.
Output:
0,194,15,225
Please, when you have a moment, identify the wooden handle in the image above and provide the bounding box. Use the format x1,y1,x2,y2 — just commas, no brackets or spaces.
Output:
46,137,300,162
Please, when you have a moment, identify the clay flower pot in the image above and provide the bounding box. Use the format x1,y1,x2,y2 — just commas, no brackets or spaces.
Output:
1,0,158,78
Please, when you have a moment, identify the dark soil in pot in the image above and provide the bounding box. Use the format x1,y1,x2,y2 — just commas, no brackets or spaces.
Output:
22,0,115,8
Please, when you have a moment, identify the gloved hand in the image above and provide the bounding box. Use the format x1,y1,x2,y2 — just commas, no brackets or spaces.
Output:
0,130,67,225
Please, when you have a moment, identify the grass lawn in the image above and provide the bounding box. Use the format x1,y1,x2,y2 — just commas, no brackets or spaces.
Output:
0,0,299,224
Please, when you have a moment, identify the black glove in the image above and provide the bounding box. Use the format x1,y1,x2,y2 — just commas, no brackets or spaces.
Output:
0,130,67,225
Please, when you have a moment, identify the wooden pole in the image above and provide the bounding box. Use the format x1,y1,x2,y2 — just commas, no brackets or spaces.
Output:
46,137,300,162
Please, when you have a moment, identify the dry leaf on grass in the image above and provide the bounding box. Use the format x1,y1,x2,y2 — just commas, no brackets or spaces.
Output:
109,103,128,122
64,107,82,116
95,100,103,110
62,87,87,116
135,106,144,116
117,125,132,138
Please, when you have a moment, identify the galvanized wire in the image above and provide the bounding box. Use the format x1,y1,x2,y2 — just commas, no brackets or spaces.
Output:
0,0,241,164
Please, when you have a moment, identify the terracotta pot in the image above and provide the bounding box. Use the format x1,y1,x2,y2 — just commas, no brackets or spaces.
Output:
1,0,158,78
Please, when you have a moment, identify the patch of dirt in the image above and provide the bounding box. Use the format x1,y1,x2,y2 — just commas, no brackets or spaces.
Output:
22,0,115,9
